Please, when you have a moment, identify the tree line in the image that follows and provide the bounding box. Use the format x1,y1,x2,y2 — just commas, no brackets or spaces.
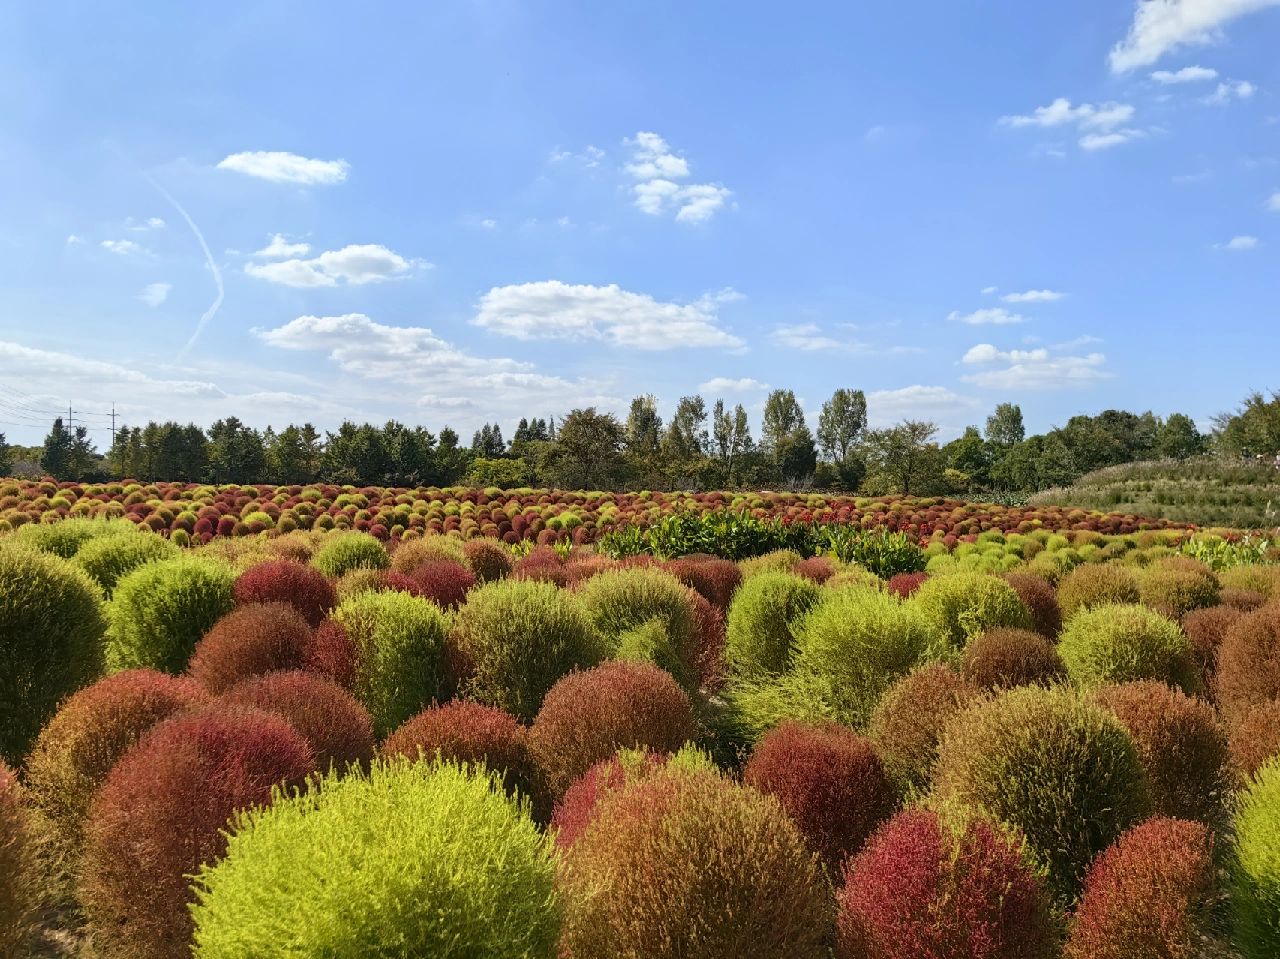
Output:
4,384,1257,495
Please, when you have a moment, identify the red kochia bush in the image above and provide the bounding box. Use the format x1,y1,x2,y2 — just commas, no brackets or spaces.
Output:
887,572,928,598
792,556,838,583
381,699,540,804
1219,587,1267,612
218,670,374,770
689,591,728,692
405,559,476,609
962,628,1066,691
550,751,668,849
528,660,698,798
303,618,359,690
664,557,743,611
744,721,895,869
1213,606,1280,725
1181,605,1244,684
1094,681,1229,826
1065,818,1217,959
1,760,36,957
1229,699,1280,779
462,537,513,583
233,559,335,628
836,808,1056,959
1003,572,1062,637
187,603,316,694
80,706,313,958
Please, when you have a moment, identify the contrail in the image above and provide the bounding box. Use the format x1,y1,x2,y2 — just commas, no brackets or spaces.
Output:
144,174,224,360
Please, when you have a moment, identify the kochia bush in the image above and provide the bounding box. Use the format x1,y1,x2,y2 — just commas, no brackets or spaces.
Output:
724,570,822,680
188,602,316,693
0,761,37,958
910,572,1032,650
867,664,977,796
1003,572,1062,637
75,530,179,595
191,761,561,959
1056,564,1141,619
962,628,1065,691
1232,757,1280,959
105,555,236,674
233,559,336,627
1213,606,1280,726
311,532,389,578
0,541,106,764
1057,604,1198,693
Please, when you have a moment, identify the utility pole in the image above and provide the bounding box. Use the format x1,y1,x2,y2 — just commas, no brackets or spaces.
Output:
110,403,117,446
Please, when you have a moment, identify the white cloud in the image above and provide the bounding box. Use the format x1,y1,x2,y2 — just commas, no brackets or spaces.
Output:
623,132,732,224
126,216,166,231
1216,234,1259,249
217,151,349,185
244,243,419,287
556,216,573,228
867,386,977,426
699,376,771,393
550,145,605,167
138,282,172,307
980,285,998,295
770,323,845,351
1269,191,1280,211
65,234,84,245
480,218,498,230
1110,0,1280,72
1000,98,1135,131
472,281,743,350
1080,129,1149,150
1151,64,1219,82
1201,79,1256,103
1173,170,1212,183
1001,289,1065,303
947,307,1028,325
1054,334,1104,349
961,342,1110,390
100,239,146,256
253,234,311,259
0,341,223,400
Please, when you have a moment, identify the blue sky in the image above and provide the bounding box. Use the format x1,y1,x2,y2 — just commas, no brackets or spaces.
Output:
1,1,1277,447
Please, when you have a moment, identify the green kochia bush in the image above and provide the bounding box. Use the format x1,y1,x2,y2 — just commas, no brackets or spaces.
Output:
450,580,601,722
1232,757,1280,959
75,531,179,595
910,572,1032,650
934,687,1150,902
14,516,135,558
0,542,106,764
1057,604,1198,693
724,571,822,680
105,555,236,674
191,760,561,959
332,591,451,737
311,532,390,578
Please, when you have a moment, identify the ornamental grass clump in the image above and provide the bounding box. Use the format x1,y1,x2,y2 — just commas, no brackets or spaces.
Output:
450,580,601,722
1057,604,1198,693
962,628,1066,691
105,555,236,674
75,530,179,595
190,760,561,959
188,602,315,693
218,670,374,771
836,806,1057,959
1003,572,1062,637
910,572,1032,650
0,541,106,764
867,664,978,796
743,721,895,869
558,767,833,959
1056,564,1141,619
1213,606,1280,726
233,559,336,627
1065,818,1219,959
724,570,822,679
311,532,389,578
1232,757,1280,959
1094,681,1229,826
933,686,1150,902
80,706,314,959
332,590,451,736
0,761,37,958
529,661,697,799
382,700,540,806
23,670,207,901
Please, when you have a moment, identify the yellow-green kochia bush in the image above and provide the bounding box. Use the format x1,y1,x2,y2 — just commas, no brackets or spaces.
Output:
1232,758,1280,959
1057,604,1198,693
191,760,561,959
14,516,135,559
910,572,1032,650
331,591,451,737
450,580,601,722
74,531,179,595
725,571,823,680
0,542,106,764
104,555,236,674
311,532,389,578
933,686,1150,903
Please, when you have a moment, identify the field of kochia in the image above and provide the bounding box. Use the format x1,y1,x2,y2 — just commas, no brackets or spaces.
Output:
3,504,1280,958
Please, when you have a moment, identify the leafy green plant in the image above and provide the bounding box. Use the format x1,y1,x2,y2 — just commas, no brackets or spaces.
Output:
819,526,926,577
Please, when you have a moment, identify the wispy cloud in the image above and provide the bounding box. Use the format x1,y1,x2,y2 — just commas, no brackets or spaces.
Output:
947,307,1027,326
1215,234,1259,249
101,239,146,256
624,132,732,224
1151,64,1219,83
253,234,311,258
962,342,1109,389
1001,97,1147,151
1110,0,1280,73
138,282,172,306
217,150,349,185
699,376,771,393
1001,289,1065,303
245,243,423,287
1202,79,1256,104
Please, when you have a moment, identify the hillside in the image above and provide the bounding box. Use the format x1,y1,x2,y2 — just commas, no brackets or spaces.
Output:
1029,457,1280,528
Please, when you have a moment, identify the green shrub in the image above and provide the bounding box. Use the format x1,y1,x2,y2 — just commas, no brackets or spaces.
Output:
451,580,601,722
1138,564,1221,619
910,573,1032,650
104,555,236,674
312,532,390,578
738,548,805,578
574,568,700,689
1058,604,1198,693
191,760,560,958
729,587,940,738
75,531,180,596
724,571,822,680
14,516,134,558
933,686,1150,902
332,591,450,737
1233,757,1280,959
1057,564,1141,618
0,542,106,763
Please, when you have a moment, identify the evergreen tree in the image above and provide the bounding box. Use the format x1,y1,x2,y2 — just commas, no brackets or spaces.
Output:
40,417,72,479
0,431,9,477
